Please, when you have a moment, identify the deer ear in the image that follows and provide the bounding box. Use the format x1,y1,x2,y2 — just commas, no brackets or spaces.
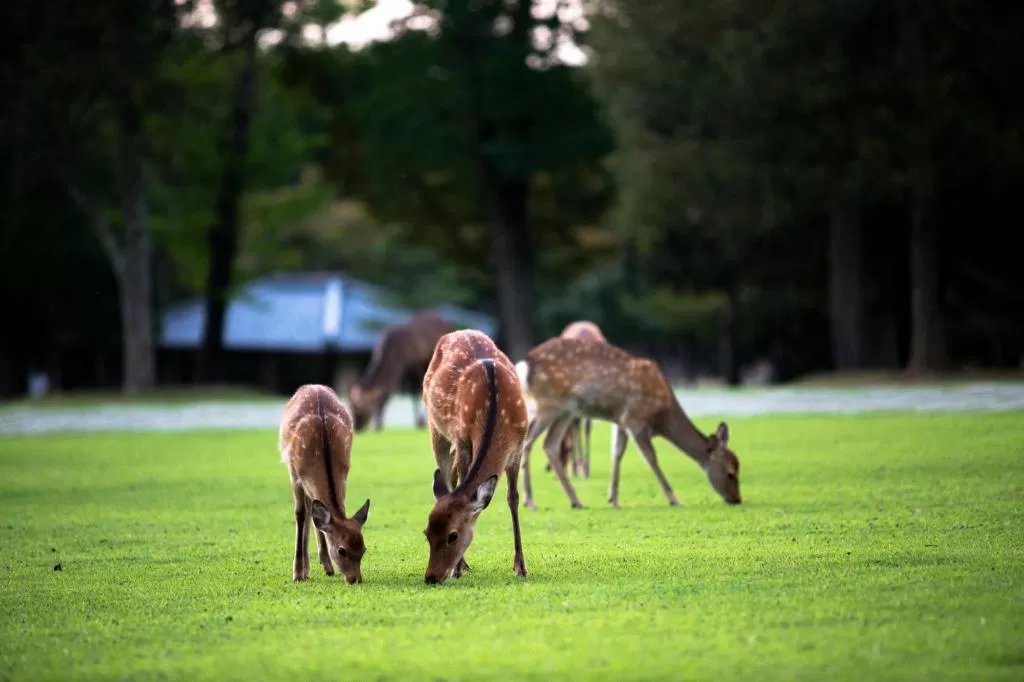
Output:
352,498,370,527
432,469,449,500
311,500,332,531
715,422,730,446
468,475,499,515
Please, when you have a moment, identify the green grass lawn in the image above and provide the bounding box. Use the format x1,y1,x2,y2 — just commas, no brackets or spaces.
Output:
1,413,1022,681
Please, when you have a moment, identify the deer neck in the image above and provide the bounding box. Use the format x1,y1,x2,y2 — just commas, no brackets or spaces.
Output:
658,400,710,467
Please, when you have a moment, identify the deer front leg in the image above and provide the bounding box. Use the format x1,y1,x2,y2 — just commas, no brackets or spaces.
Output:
315,530,335,577
453,554,470,578
608,423,629,508
522,412,559,511
633,431,681,507
430,424,454,489
506,459,528,577
543,415,585,509
411,391,427,429
373,392,391,431
291,483,311,582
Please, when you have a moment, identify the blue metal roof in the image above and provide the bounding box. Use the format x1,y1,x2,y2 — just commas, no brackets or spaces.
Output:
159,272,499,353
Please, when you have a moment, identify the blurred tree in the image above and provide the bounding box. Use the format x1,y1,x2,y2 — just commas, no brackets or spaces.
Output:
3,0,188,392
588,0,1024,379
148,37,332,302
195,0,290,382
282,1,614,359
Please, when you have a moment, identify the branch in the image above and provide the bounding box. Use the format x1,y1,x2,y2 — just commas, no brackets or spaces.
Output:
65,182,126,275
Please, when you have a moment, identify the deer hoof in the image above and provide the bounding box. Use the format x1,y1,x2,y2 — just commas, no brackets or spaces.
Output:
514,563,528,578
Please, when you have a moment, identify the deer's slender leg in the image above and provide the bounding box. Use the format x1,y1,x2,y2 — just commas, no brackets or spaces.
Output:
583,417,593,478
542,414,585,509
315,528,334,576
453,441,473,490
291,478,311,581
452,438,474,577
411,392,427,429
522,411,560,511
569,420,581,477
430,423,453,491
506,459,528,577
608,424,630,508
633,430,681,507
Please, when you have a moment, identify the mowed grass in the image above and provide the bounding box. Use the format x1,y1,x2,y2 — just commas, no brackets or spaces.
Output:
1,413,1022,682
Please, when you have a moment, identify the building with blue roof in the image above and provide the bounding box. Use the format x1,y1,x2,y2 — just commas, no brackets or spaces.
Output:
158,272,499,394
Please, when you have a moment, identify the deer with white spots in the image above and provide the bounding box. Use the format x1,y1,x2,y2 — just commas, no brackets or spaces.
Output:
421,329,529,585
279,384,371,584
552,320,608,478
519,337,742,510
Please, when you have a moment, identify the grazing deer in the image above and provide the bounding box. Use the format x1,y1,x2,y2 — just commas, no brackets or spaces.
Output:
519,338,742,510
348,311,455,432
421,329,529,585
279,384,371,584
552,321,608,478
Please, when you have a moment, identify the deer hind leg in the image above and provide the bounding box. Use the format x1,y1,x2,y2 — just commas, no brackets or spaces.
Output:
608,423,630,508
572,418,586,477
522,411,560,511
506,456,528,577
543,414,585,509
633,430,681,507
582,418,593,478
291,479,311,582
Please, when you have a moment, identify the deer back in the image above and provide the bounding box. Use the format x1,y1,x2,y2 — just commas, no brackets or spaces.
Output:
424,330,528,478
524,337,675,424
279,384,353,515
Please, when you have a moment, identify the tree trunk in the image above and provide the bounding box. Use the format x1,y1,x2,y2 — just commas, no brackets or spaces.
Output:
488,178,535,361
907,177,947,373
114,96,156,394
828,194,867,370
196,35,258,383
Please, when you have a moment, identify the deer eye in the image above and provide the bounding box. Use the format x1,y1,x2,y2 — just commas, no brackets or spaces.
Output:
726,472,736,481
337,547,348,558
447,531,459,545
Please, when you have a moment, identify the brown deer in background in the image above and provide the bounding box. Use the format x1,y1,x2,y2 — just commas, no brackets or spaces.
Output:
519,337,742,511
348,311,455,432
279,384,371,583
551,320,607,478
421,329,529,585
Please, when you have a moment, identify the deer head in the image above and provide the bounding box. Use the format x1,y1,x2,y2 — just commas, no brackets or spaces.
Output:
423,469,499,585
704,422,741,504
310,498,371,583
347,384,381,431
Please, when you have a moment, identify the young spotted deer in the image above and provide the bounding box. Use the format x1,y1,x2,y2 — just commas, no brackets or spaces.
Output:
421,329,529,585
554,320,607,478
520,338,742,510
279,384,371,584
